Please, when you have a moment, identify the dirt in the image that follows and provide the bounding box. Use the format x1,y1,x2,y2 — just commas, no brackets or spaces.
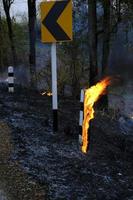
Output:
0,86,132,200
0,90,48,200
0,164,47,200
0,122,12,162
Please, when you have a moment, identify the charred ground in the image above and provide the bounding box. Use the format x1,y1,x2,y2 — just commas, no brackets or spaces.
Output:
0,86,132,200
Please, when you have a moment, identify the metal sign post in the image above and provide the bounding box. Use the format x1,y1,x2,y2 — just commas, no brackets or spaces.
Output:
40,0,72,132
51,43,58,132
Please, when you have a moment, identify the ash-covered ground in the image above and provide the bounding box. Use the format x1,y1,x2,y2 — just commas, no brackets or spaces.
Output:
0,86,133,200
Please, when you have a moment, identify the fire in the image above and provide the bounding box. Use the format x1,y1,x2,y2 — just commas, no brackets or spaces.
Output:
82,77,112,153
41,91,52,96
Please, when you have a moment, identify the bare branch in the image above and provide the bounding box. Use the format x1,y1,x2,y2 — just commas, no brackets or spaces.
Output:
9,0,14,7
3,0,14,10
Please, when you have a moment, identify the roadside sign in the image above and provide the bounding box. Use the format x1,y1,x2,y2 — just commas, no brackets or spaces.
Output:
40,0,72,43
40,0,73,132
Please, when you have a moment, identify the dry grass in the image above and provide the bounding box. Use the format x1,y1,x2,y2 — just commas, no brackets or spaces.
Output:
0,121,12,162
0,121,48,200
0,164,48,200
98,108,121,120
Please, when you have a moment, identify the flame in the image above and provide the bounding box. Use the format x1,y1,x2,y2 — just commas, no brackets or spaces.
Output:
41,91,52,96
82,77,112,153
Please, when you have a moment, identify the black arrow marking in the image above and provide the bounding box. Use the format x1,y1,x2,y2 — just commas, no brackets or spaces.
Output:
43,0,71,41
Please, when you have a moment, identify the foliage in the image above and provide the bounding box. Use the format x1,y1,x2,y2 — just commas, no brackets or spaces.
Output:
0,0,133,94
35,60,51,91
0,16,28,69
57,0,89,96
0,17,11,68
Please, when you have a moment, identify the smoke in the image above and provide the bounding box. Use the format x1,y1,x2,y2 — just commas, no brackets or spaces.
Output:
109,23,133,82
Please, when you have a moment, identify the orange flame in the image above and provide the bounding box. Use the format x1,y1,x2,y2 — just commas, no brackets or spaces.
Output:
41,91,52,96
82,77,112,153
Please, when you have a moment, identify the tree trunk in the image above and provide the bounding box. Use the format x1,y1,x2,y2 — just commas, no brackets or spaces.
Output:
102,0,110,75
101,0,111,109
2,0,17,66
28,0,37,89
71,53,79,98
71,62,79,98
0,12,3,69
116,0,121,22
6,11,17,66
88,0,98,86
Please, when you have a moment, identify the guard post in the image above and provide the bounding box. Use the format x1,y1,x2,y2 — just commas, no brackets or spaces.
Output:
8,66,14,93
79,89,84,145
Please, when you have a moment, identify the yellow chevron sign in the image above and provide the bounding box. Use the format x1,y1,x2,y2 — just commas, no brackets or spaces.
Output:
40,0,72,43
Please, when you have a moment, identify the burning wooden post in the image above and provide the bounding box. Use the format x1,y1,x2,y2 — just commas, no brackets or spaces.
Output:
80,77,112,154
8,66,14,93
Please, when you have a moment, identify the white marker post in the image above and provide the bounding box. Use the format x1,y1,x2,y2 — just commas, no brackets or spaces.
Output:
8,66,14,93
79,89,84,145
51,43,58,132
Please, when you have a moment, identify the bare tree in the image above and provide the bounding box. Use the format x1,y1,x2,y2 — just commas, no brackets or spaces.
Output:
102,0,111,75
116,0,121,22
27,0,37,89
99,0,111,109
0,10,3,68
88,0,98,86
2,0,17,66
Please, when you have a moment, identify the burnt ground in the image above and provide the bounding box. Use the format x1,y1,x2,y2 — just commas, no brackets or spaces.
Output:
0,86,133,200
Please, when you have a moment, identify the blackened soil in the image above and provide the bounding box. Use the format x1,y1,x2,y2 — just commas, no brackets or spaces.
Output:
0,87,132,200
